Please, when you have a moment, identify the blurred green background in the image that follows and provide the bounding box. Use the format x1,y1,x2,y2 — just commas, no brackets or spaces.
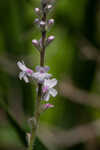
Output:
0,0,100,150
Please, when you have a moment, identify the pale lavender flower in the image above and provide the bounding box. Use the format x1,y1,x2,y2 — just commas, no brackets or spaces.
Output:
32,66,52,83
17,61,34,83
42,78,58,101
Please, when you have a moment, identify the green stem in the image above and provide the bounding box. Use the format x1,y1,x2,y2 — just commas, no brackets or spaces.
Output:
28,85,41,150
28,3,47,150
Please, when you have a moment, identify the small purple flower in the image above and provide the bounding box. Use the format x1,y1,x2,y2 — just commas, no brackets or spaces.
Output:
17,61,34,83
32,66,52,83
44,103,54,109
42,78,58,101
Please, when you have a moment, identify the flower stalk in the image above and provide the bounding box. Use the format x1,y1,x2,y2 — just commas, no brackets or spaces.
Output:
17,0,58,150
28,4,47,150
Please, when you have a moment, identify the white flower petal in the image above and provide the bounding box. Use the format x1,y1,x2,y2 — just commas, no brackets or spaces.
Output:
49,88,58,97
17,61,27,71
45,73,52,79
44,79,50,87
32,72,40,79
43,92,50,101
23,76,29,83
49,78,58,88
33,72,51,82
44,78,57,88
19,72,25,80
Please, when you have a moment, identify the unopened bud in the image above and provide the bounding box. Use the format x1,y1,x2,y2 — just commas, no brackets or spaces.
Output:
48,19,54,25
44,103,54,109
34,18,40,24
35,8,41,16
44,4,53,13
40,21,46,27
41,103,54,112
46,35,55,46
32,40,40,51
47,4,52,9
32,39,38,46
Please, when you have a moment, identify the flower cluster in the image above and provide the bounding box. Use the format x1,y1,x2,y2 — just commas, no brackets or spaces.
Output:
17,0,57,110
17,61,57,107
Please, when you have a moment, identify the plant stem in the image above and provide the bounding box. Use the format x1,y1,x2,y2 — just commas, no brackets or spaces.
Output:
28,4,47,150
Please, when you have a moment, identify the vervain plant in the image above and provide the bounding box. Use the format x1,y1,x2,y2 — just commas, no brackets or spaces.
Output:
17,0,57,149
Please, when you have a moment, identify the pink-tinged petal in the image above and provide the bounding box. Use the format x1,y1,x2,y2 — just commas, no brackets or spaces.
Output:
42,86,49,93
44,103,54,109
26,69,33,75
49,88,58,97
17,61,27,71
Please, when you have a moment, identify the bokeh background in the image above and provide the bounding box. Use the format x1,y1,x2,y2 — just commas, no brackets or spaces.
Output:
0,0,100,150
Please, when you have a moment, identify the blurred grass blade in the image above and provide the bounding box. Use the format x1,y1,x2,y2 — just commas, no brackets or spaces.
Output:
0,98,27,147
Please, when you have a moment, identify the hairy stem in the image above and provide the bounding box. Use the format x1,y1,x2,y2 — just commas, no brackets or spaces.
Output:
28,4,47,150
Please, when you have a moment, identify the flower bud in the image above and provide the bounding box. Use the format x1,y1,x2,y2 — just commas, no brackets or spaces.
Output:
47,19,54,29
32,39,40,51
35,8,41,16
44,4,53,13
44,103,54,109
47,4,52,10
40,21,46,27
34,18,40,24
32,39,38,46
48,19,54,25
41,103,54,112
46,35,55,46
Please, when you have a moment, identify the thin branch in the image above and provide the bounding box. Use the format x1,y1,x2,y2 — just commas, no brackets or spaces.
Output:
38,120,100,149
59,79,100,109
